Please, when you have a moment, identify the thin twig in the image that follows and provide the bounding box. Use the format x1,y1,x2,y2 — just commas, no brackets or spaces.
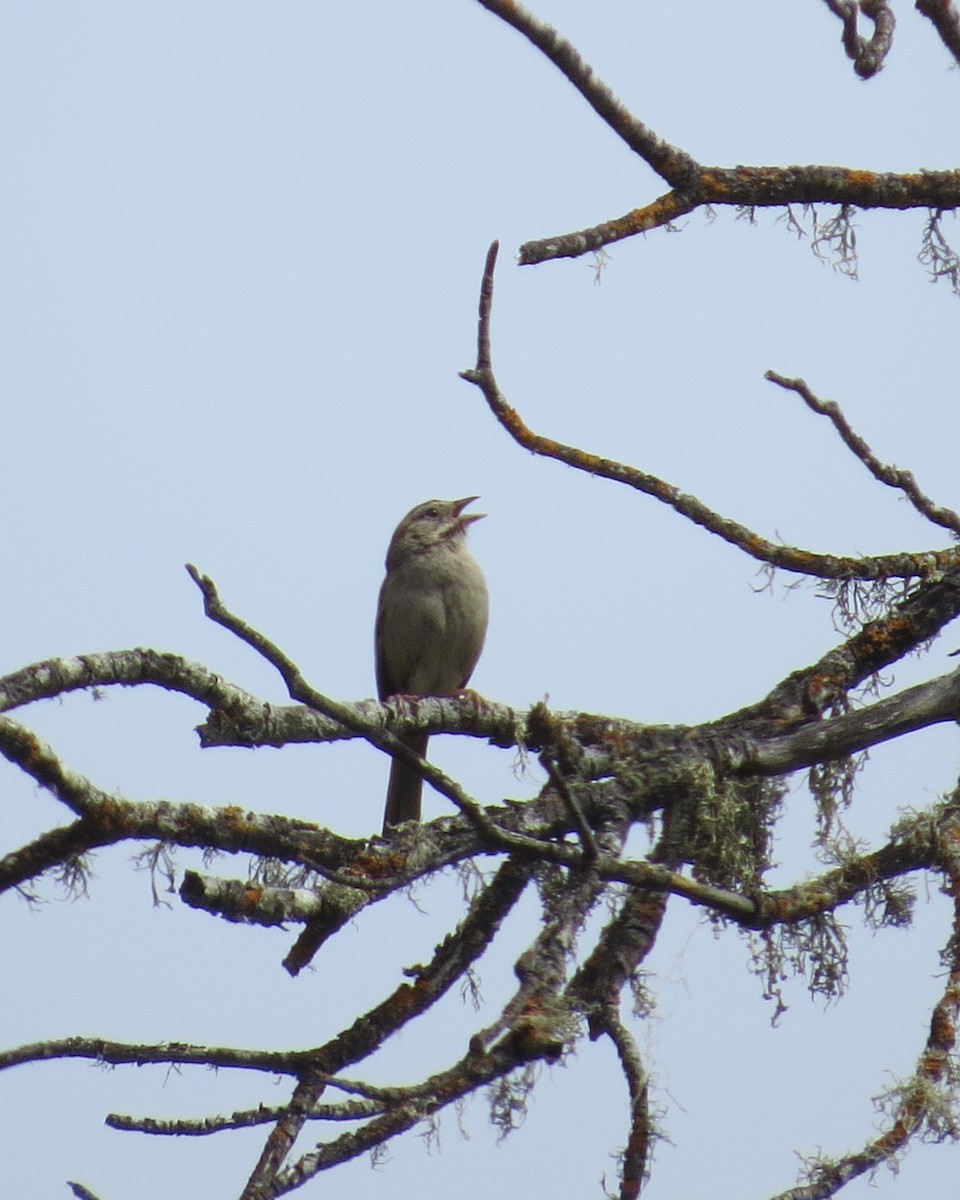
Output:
476,239,498,372
67,1184,105,1200
540,752,600,862
107,1095,386,1135
766,371,960,537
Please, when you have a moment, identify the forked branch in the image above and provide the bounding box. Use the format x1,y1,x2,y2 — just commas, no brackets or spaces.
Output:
475,0,960,265
461,243,960,582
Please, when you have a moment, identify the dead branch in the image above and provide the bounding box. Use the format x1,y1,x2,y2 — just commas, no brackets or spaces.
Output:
475,0,959,267
916,0,960,65
821,0,896,77
462,243,960,582
766,371,960,536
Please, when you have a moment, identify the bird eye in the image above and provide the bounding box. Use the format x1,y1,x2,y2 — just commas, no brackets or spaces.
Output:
424,506,440,519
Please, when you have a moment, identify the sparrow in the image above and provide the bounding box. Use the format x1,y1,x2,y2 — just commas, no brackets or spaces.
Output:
376,497,488,831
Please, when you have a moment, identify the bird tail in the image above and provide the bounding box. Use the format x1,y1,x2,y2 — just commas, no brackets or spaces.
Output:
382,731,429,833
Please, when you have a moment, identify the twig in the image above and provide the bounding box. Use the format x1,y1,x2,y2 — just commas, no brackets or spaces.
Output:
821,0,896,77
916,0,960,66
67,1184,105,1200
474,0,696,186
475,239,498,372
602,1010,652,1200
519,191,698,263
540,752,599,862
766,371,960,537
0,818,111,895
769,805,960,1199
107,1095,386,1135
0,1036,305,1075
461,245,960,581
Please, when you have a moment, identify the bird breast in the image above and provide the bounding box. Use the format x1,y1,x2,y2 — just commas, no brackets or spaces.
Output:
377,547,488,697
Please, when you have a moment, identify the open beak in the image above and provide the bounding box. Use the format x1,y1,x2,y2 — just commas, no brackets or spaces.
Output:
454,496,485,526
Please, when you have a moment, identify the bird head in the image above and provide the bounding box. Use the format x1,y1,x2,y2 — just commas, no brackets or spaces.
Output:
386,497,485,568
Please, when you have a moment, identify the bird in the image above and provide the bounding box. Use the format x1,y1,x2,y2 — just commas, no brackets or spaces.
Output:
376,497,489,832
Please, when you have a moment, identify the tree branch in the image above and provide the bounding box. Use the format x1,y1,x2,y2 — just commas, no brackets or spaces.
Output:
0,648,256,719
238,858,532,1198
0,1036,305,1075
461,243,960,581
602,1011,652,1200
766,371,960,537
916,0,960,66
476,1,958,266
0,818,112,895
473,0,697,186
769,802,960,1198
821,0,896,77
517,168,960,264
736,667,960,775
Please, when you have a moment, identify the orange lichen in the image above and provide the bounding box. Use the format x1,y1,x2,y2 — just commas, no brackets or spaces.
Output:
844,169,879,188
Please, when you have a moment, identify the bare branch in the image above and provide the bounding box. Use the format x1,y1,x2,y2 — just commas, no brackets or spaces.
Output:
0,1036,305,1076
473,0,697,186
474,3,960,268
238,858,532,1198
747,813,935,930
178,870,378,925
270,1044,539,1195
67,1184,104,1200
602,1012,653,1200
769,803,960,1198
8,10,960,1199
766,372,960,536
0,819,111,896
742,570,960,722
821,0,896,77
462,245,960,581
0,716,117,819
916,0,960,66
737,668,960,774
107,1095,386,1136
519,169,960,265
518,190,698,264
0,647,256,719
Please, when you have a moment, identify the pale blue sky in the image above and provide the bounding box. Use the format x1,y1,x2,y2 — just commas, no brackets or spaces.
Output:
2,3,959,1197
